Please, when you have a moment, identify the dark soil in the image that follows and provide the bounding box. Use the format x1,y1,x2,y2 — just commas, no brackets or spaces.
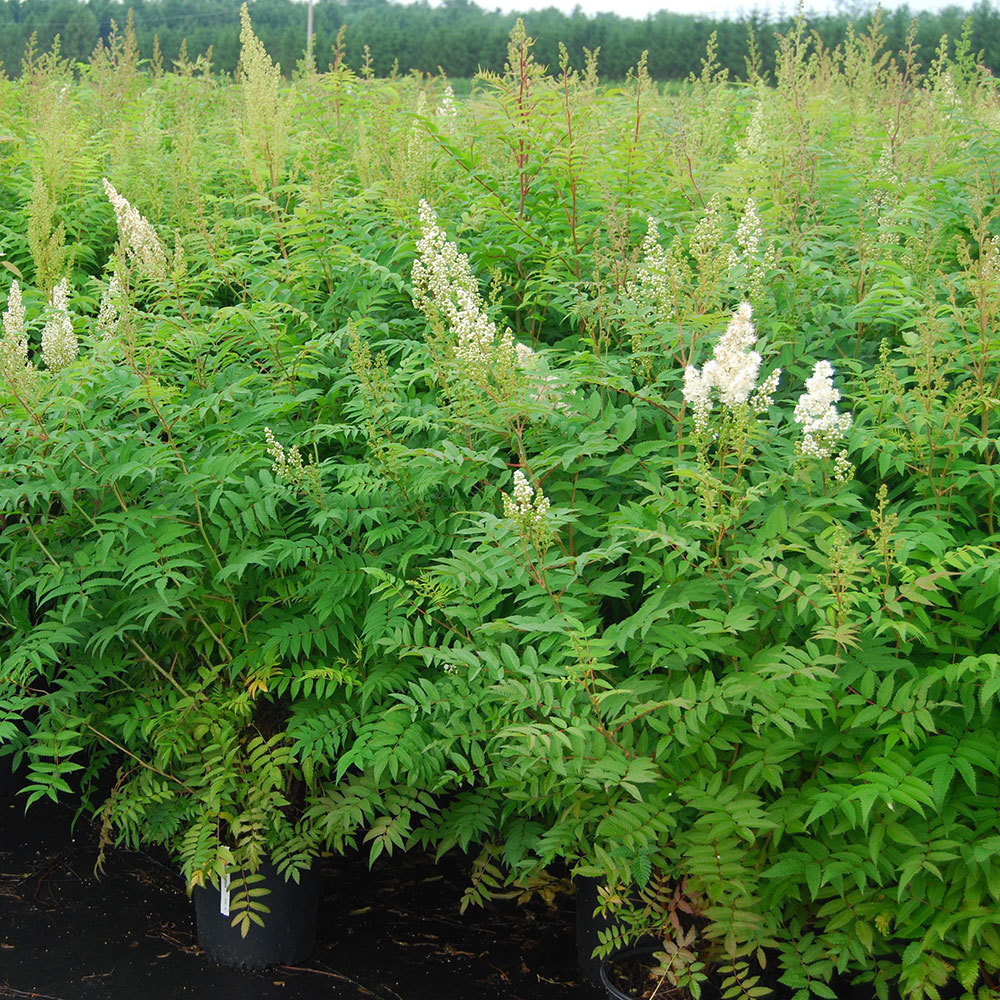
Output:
0,794,602,1000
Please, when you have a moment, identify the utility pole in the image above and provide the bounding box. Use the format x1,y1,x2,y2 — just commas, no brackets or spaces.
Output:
306,0,314,59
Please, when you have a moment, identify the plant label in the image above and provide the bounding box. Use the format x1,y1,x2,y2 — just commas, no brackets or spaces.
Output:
220,873,231,917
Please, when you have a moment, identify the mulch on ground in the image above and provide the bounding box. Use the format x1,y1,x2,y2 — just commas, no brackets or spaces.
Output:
0,794,600,1000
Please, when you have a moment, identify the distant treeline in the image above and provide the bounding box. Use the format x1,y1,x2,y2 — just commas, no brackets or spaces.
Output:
1,0,999,81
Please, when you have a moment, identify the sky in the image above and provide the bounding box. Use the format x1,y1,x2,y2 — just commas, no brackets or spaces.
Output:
482,0,968,20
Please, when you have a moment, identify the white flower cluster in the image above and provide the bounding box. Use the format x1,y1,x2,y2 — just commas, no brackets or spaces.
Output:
631,216,670,305
682,303,779,433
980,236,1000,287
793,360,852,459
690,195,722,269
412,199,513,370
103,178,167,282
40,278,77,372
265,425,304,479
751,368,781,414
872,135,898,190
1,280,34,388
436,83,457,119
727,196,776,300
515,342,536,367
502,469,551,542
3,279,25,337
97,271,123,339
735,102,765,160
728,197,763,270
935,70,960,110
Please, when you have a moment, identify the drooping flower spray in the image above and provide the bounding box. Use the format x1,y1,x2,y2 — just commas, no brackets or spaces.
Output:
102,179,167,282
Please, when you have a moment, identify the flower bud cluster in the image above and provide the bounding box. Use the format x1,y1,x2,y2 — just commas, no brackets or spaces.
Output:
683,303,779,433
503,469,551,546
690,195,723,271
265,427,322,496
872,136,898,190
793,360,852,459
103,178,167,282
40,278,77,373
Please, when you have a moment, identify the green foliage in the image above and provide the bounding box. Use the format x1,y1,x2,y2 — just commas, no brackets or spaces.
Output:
3,12,1000,999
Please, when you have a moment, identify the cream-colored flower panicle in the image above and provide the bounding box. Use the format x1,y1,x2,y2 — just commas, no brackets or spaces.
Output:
631,216,670,304
436,83,457,119
503,469,550,545
3,279,25,341
97,272,123,339
728,197,762,269
412,199,512,371
265,426,321,495
1,280,34,388
727,197,776,299
41,278,77,372
794,360,852,460
103,179,167,282
682,302,779,433
736,102,765,160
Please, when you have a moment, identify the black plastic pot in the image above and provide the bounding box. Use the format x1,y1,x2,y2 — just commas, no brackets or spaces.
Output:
577,878,659,991
577,876,618,988
193,858,321,969
599,946,661,1000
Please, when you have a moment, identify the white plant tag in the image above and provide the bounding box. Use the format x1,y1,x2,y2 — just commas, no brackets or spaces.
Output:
219,873,231,917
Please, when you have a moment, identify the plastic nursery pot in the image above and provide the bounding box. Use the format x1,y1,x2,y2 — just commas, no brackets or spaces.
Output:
577,876,620,987
577,878,659,990
193,859,321,970
599,946,663,1000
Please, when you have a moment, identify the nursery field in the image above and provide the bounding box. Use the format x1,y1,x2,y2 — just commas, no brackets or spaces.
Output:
4,7,1000,1000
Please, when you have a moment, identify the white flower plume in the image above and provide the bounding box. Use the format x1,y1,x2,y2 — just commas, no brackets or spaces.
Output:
682,302,779,432
412,199,512,370
794,360,852,459
41,277,77,372
103,178,167,282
